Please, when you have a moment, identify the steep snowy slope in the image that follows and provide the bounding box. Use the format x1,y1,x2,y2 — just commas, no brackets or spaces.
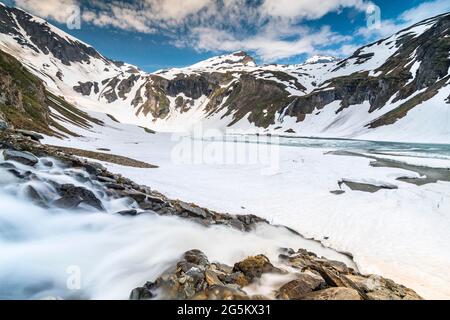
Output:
0,2,449,143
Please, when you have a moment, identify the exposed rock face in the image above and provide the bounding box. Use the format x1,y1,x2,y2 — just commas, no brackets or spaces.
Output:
131,248,423,300
0,5,107,66
0,50,103,137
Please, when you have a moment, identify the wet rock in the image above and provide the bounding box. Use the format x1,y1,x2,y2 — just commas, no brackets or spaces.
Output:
0,162,16,169
222,272,249,287
8,169,32,179
345,275,423,300
104,183,125,190
54,184,104,211
121,190,148,204
179,202,209,218
24,185,48,207
3,150,39,166
129,282,156,300
227,218,246,232
299,287,362,300
0,120,9,131
193,285,248,300
205,269,224,286
277,274,326,299
83,162,105,175
41,159,53,167
184,249,209,267
97,176,117,183
14,129,44,141
233,255,282,282
116,209,139,216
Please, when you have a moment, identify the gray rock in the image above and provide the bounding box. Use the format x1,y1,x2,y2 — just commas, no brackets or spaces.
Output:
0,120,9,131
24,185,48,207
14,129,44,141
97,176,117,183
104,183,125,190
83,162,105,175
54,184,104,211
277,274,326,299
116,209,139,216
179,202,208,218
3,150,39,166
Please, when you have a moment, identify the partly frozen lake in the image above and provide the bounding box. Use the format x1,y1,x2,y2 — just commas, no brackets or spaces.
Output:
42,112,450,299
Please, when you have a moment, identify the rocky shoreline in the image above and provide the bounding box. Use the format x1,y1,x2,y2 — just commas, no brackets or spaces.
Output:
0,127,423,300
130,249,422,300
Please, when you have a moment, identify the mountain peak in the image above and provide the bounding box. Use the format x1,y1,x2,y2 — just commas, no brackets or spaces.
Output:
183,51,256,71
304,55,339,64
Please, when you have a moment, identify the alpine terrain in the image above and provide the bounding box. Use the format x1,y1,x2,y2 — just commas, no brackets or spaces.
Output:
0,1,449,302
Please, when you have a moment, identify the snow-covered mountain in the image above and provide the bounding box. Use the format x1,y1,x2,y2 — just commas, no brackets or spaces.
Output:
0,2,449,143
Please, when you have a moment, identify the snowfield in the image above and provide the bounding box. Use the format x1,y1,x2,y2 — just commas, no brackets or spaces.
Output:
44,111,450,300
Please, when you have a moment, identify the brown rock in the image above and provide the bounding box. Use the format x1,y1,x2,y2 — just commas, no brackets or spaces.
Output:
277,274,326,299
300,287,362,300
233,255,281,282
205,269,224,286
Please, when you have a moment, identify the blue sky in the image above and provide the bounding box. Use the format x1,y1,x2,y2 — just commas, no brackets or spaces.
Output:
4,0,450,72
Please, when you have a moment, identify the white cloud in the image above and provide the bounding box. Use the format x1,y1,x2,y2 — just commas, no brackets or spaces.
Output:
357,0,450,40
186,25,351,62
261,0,370,19
14,0,78,23
12,0,449,63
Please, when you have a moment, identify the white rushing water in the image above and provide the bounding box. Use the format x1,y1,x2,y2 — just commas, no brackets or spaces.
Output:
0,153,354,300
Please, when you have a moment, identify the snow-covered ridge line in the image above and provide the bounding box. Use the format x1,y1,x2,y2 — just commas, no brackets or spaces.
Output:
0,2,449,144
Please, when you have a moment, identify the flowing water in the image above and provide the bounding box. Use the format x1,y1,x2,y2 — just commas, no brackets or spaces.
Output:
0,151,354,300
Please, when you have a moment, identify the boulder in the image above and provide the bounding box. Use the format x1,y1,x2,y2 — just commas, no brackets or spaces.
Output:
83,162,105,175
3,150,39,166
345,275,423,300
54,184,104,211
233,255,282,282
277,274,326,299
14,129,44,141
179,202,209,218
299,287,362,300
24,185,48,207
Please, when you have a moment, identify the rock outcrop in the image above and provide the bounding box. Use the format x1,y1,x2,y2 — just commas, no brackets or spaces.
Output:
131,248,423,300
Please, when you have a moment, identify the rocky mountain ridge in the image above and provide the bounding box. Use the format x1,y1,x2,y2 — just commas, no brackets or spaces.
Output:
0,2,449,142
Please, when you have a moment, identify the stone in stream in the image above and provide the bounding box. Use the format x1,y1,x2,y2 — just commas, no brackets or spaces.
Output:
97,175,117,183
277,274,326,299
179,201,209,218
3,150,39,166
0,162,16,169
233,255,283,282
14,129,44,142
83,162,105,175
116,209,139,216
54,184,104,211
24,185,48,208
104,183,126,190
0,120,9,131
